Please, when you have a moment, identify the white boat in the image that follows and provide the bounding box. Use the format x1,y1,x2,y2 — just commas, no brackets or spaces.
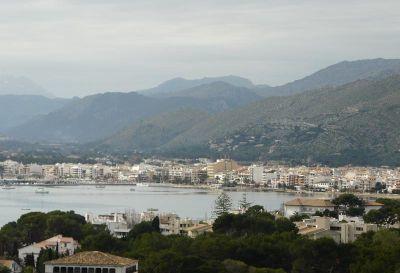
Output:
2,185,15,190
95,185,106,189
137,183,149,187
35,187,50,194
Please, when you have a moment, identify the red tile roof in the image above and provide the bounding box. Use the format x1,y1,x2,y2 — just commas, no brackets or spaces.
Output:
45,251,138,266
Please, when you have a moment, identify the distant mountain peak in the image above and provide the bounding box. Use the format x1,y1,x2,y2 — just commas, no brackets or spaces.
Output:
0,74,53,97
140,75,254,96
255,58,400,97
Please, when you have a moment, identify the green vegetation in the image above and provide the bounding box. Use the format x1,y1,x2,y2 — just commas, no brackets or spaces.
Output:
364,198,400,225
163,75,400,166
6,59,400,167
0,265,10,273
332,194,365,216
238,193,252,211
36,248,59,273
2,198,400,272
101,109,210,152
0,211,87,257
213,192,233,217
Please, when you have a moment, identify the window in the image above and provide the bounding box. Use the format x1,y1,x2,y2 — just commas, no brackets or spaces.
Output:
74,267,80,273
356,227,363,231
54,267,60,273
61,267,67,273
109,269,116,273
82,268,88,273
68,267,74,273
102,269,109,273
96,268,102,273
89,268,94,273
330,226,341,231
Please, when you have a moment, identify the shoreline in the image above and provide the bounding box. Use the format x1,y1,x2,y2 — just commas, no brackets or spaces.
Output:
2,180,400,199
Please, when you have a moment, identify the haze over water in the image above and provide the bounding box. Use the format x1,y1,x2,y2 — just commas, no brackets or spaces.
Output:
0,185,301,226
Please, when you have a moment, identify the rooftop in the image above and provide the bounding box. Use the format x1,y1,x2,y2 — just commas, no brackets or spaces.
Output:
365,201,384,206
284,198,334,207
0,260,15,268
298,226,329,236
20,235,77,250
45,251,138,267
185,223,213,232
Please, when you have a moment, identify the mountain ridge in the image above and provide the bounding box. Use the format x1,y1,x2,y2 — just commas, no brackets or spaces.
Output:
0,75,53,97
0,95,70,131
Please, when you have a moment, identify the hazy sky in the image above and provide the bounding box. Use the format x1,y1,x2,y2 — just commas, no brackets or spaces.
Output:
0,0,399,97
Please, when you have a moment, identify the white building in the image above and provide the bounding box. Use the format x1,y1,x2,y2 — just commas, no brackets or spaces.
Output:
296,216,378,243
159,213,198,235
85,212,135,238
283,198,335,217
18,235,79,265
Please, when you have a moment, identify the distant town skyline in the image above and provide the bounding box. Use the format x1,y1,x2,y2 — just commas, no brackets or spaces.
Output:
0,0,399,97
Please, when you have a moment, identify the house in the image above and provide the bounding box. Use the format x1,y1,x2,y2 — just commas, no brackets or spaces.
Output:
85,212,133,238
296,216,378,243
18,235,79,265
283,198,335,217
0,259,22,273
44,251,138,273
364,201,383,213
184,223,213,238
159,214,198,235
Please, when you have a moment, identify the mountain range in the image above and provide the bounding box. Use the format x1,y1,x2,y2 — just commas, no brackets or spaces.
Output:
7,82,261,143
2,58,400,166
0,75,53,97
158,75,400,165
0,95,69,131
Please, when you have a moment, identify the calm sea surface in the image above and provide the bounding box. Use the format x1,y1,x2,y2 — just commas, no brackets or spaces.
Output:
0,185,309,226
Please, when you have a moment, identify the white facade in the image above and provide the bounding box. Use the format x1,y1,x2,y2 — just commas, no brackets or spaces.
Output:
283,198,335,218
18,235,79,265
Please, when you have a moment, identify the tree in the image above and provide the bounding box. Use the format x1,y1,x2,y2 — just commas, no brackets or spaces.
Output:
332,194,365,216
363,198,400,225
314,209,338,218
128,221,160,241
213,205,296,236
24,254,35,267
374,182,383,193
151,217,161,233
198,171,208,183
0,265,10,273
22,267,34,273
36,248,59,273
213,192,233,217
289,212,309,222
17,212,48,244
238,193,252,212
0,165,4,179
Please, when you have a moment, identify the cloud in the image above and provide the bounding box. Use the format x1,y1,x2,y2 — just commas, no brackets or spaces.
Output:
0,0,399,97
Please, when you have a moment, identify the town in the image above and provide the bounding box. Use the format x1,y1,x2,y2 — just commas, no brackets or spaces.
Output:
1,191,399,273
1,158,400,193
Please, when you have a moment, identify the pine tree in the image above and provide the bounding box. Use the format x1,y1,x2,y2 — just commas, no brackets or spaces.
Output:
213,192,232,217
238,193,252,212
151,216,161,232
